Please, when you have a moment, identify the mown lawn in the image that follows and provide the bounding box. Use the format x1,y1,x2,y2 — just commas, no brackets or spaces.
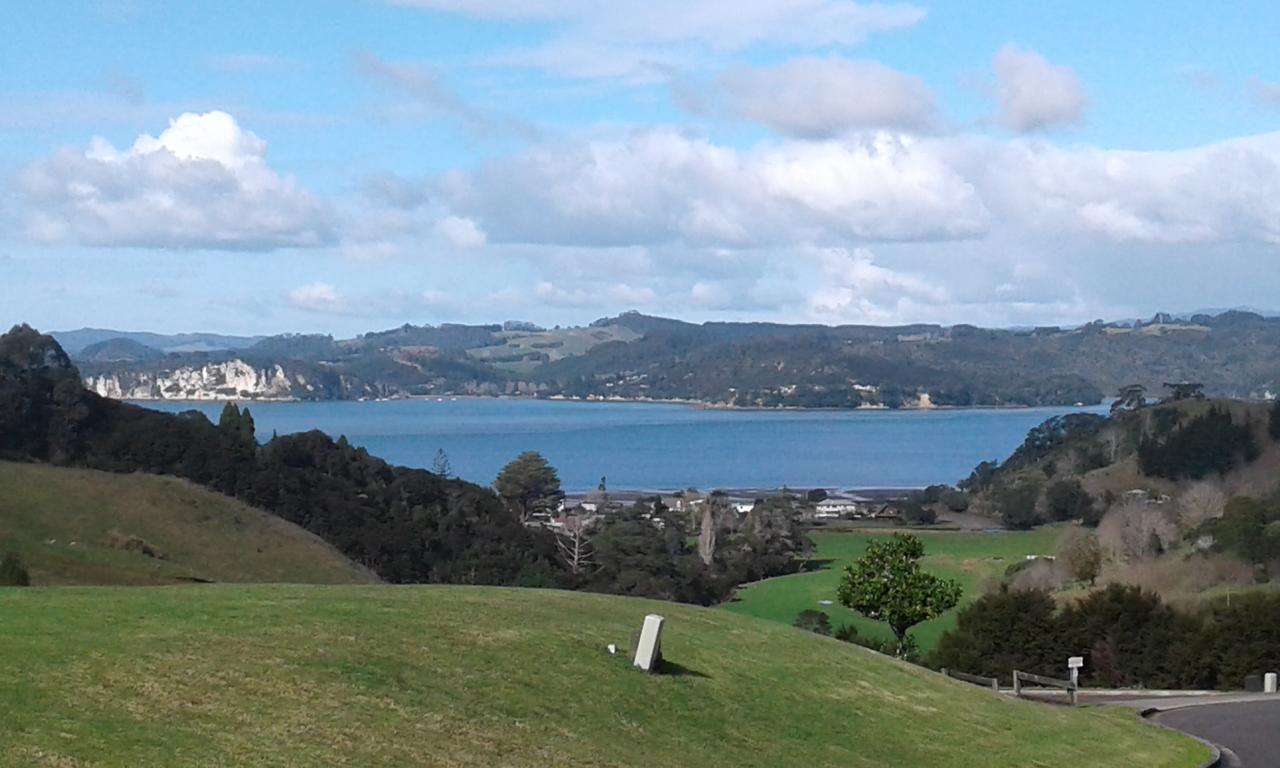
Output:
724,527,1067,651
0,585,1204,767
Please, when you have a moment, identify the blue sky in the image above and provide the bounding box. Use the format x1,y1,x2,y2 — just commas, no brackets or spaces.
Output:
3,0,1280,336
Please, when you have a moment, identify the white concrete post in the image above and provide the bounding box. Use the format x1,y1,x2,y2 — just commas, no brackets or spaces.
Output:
1265,672,1278,694
633,614,665,672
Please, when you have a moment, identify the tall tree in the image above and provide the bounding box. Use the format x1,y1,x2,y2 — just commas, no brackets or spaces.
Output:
431,448,452,478
837,533,961,658
494,451,565,523
555,516,595,577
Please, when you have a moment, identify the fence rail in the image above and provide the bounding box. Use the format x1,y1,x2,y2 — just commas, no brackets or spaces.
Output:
940,668,1000,693
1012,669,1078,706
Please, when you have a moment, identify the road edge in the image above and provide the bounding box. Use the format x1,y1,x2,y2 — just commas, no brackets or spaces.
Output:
1139,707,1223,768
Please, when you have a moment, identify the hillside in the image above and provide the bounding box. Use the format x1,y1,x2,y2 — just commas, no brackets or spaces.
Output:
0,585,1206,767
0,461,375,586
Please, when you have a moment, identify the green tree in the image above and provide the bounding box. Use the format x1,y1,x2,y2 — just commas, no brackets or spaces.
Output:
431,448,452,478
793,609,833,636
0,552,31,586
1045,479,1096,523
836,534,961,657
1057,528,1102,585
996,477,1043,530
494,451,565,523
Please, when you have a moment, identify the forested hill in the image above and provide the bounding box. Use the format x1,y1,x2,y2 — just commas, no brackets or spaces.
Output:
61,310,1280,407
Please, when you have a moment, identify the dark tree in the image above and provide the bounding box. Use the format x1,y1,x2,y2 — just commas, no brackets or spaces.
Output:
931,589,1061,683
793,609,833,636
494,451,565,523
431,448,452,478
0,552,31,586
1044,479,1096,523
1270,399,1280,441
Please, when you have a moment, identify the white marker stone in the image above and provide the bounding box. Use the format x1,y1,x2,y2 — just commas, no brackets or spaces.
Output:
633,614,665,672
1266,672,1278,694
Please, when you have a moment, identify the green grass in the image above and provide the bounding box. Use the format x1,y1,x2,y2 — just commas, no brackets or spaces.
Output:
0,585,1206,767
725,527,1067,651
0,461,374,586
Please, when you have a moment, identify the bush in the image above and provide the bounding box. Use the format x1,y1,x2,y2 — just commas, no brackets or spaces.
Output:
1138,407,1258,480
1045,479,1096,523
930,589,1062,684
0,552,31,586
995,477,1043,530
793,609,833,636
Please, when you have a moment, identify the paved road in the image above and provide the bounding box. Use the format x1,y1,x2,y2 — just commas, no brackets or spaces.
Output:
1153,700,1280,767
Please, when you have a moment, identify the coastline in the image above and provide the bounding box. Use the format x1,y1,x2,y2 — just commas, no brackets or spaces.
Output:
122,391,1103,413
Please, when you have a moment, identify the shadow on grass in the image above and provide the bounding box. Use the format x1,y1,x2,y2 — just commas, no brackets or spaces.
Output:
655,659,711,679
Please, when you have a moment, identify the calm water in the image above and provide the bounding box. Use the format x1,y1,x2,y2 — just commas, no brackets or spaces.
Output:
136,399,1105,492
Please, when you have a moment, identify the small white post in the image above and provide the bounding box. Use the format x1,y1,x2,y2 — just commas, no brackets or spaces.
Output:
1068,656,1084,689
1265,672,1278,694
633,614,665,672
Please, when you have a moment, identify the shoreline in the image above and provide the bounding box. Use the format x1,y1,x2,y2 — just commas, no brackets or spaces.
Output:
123,392,1104,413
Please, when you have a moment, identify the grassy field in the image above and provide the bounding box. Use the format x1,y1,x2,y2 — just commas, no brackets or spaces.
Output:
0,461,374,586
0,585,1205,767
724,527,1067,651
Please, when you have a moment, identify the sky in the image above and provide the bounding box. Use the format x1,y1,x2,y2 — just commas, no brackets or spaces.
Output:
3,0,1280,336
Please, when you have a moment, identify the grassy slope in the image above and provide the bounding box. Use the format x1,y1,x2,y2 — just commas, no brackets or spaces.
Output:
724,527,1066,651
0,461,374,586
0,585,1205,768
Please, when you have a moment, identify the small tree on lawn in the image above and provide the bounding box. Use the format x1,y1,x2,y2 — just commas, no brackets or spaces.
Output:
494,451,565,523
836,533,960,658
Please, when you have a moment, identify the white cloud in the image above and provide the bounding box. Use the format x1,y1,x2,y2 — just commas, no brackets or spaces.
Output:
532,280,658,308
289,282,343,312
441,129,987,248
807,246,946,321
18,111,332,250
435,215,487,248
716,56,936,136
391,0,925,80
993,44,1086,132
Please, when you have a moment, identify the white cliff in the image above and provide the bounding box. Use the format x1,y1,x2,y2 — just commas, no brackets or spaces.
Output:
86,359,298,400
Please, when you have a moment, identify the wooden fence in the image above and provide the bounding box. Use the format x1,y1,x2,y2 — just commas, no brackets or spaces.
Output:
1012,669,1078,706
940,668,1000,693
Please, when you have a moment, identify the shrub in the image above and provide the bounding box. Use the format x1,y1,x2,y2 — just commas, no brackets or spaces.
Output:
1045,479,1096,523
793,609,833,636
1138,407,1258,480
930,589,1062,684
995,477,1043,530
0,552,31,586
1057,529,1102,585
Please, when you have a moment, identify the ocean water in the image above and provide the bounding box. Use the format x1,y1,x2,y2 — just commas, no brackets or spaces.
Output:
136,399,1106,493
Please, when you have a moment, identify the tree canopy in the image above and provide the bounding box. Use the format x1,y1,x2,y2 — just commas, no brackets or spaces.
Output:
837,534,961,657
494,451,565,523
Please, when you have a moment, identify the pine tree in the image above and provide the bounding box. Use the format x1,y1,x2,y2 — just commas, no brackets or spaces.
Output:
431,448,452,478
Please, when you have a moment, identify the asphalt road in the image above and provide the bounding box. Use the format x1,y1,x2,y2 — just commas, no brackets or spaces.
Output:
1154,700,1280,767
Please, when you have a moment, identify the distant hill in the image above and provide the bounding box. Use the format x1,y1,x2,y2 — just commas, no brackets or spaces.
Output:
53,328,263,356
51,310,1280,407
77,337,164,363
0,461,376,586
0,585,1207,767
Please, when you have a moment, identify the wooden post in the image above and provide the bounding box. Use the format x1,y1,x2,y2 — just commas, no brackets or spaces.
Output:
1013,670,1022,697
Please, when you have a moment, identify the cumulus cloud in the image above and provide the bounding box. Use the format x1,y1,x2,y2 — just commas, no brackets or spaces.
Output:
440,129,988,248
807,246,947,321
289,282,343,312
993,44,1086,132
715,56,936,136
435,215,487,248
18,111,332,250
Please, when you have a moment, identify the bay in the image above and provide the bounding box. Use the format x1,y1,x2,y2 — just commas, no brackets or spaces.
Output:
136,399,1105,493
